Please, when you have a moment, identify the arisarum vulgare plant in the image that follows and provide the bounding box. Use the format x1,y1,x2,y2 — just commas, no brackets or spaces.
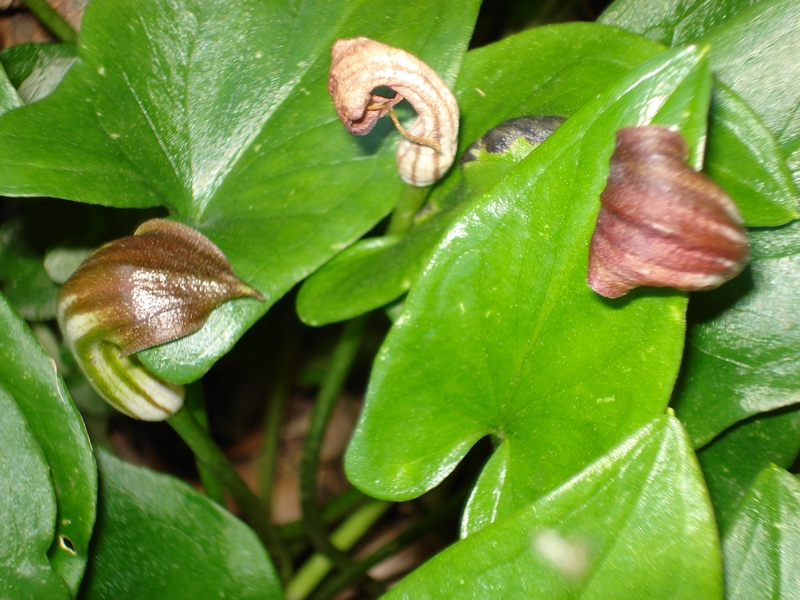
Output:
0,0,797,598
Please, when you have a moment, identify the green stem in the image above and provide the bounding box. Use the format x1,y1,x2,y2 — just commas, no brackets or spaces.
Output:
168,407,291,580
20,0,78,43
299,315,384,595
258,378,287,503
386,185,430,235
184,383,226,506
280,487,369,541
299,316,366,563
286,500,391,600
258,327,299,504
312,489,467,600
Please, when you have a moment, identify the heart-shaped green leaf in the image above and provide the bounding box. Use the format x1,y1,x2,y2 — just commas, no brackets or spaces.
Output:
722,465,800,600
0,293,97,595
80,448,280,599
297,23,667,326
345,46,711,533
0,0,482,384
698,405,800,532
386,415,722,599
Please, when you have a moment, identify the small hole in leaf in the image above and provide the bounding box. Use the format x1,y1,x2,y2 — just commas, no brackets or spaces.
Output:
59,536,76,554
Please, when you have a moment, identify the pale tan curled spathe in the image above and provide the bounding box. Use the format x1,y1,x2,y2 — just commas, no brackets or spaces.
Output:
328,37,459,187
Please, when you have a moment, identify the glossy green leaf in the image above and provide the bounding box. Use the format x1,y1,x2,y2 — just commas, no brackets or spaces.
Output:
81,448,280,599
298,234,409,326
723,466,800,600
0,386,69,599
697,0,800,188
0,218,60,320
297,23,666,326
0,0,481,384
345,47,710,532
670,0,800,445
453,23,664,156
674,220,800,447
599,0,759,46
0,293,97,595
0,59,22,113
697,406,800,532
0,42,77,104
602,0,800,225
386,416,722,599
705,84,799,226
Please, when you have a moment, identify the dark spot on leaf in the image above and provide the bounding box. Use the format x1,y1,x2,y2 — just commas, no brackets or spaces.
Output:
461,116,566,164
59,535,76,554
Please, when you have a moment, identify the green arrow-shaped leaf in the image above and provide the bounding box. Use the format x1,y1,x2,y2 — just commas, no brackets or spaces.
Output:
386,416,722,599
345,46,711,534
705,83,798,227
0,0,481,383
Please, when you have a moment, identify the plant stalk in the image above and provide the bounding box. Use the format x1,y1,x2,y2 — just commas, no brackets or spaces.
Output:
280,487,369,541
312,487,467,600
184,383,226,506
21,0,78,44
286,500,390,600
298,315,384,596
258,332,298,502
386,185,430,235
168,406,291,580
